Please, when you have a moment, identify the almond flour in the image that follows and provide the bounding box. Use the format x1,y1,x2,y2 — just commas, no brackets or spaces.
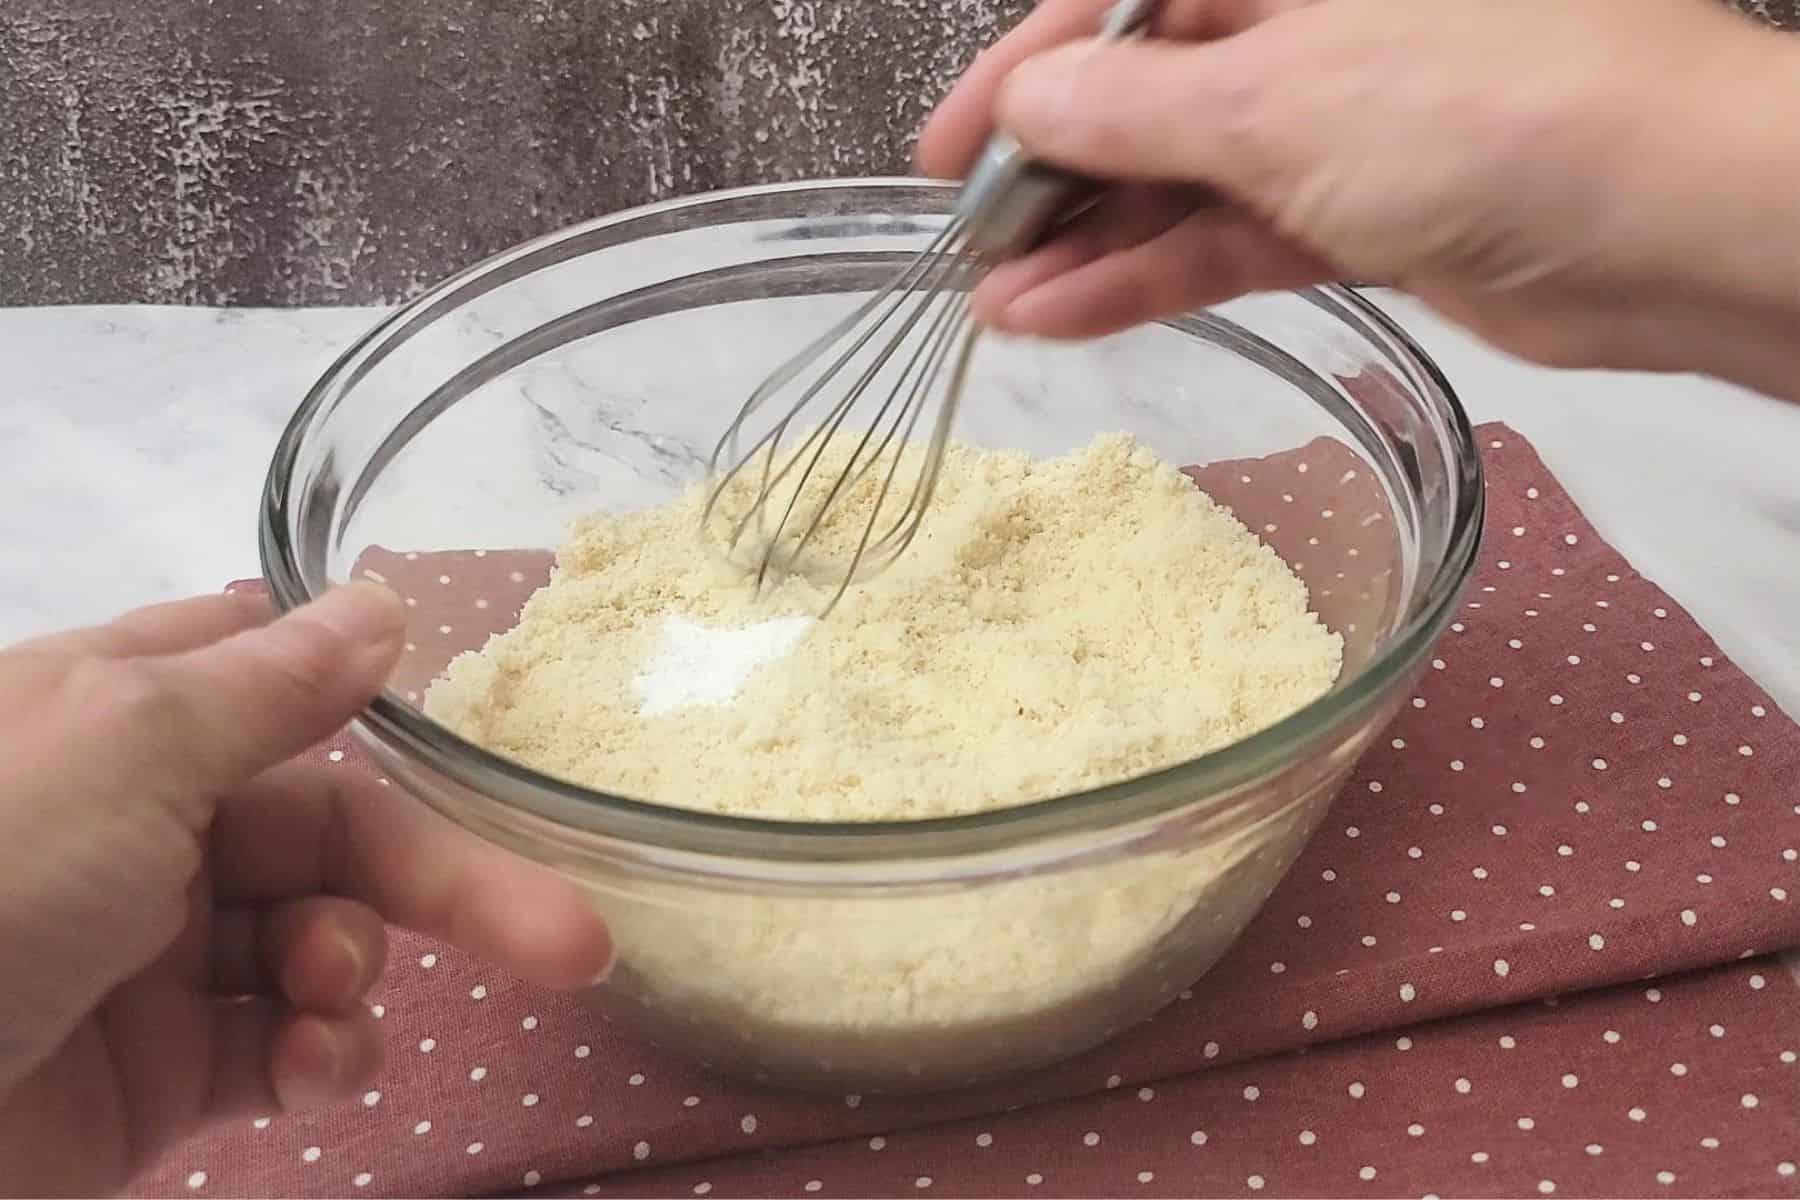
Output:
426,433,1341,820
423,432,1344,1086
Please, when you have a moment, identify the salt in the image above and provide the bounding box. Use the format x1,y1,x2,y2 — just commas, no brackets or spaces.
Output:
633,613,814,716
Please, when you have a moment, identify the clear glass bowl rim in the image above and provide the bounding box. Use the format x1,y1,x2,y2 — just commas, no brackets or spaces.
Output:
260,176,1485,863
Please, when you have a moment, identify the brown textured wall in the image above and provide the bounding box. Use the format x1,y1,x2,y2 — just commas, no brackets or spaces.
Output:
0,0,1791,306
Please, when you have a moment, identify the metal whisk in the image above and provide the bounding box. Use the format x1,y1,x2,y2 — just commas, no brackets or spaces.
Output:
703,0,1163,614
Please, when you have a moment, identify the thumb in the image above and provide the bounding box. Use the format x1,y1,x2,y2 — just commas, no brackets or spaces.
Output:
134,582,406,805
995,33,1295,204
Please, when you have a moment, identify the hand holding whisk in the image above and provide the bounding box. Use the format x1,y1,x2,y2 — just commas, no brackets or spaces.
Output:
702,0,1165,615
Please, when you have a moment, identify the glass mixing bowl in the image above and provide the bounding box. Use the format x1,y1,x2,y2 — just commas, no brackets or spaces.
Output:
262,178,1483,1093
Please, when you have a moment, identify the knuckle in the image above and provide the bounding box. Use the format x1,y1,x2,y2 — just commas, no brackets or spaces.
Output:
1201,56,1290,192
1206,64,1270,150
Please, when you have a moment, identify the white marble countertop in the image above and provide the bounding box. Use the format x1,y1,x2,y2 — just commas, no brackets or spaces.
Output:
3,293,1797,718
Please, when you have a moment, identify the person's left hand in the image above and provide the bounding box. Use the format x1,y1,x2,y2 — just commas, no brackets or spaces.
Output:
0,583,614,1197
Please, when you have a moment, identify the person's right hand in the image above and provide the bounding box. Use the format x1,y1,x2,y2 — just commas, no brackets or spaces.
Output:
918,0,1800,402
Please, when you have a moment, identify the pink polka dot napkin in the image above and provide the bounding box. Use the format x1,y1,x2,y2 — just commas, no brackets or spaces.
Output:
135,422,1800,1198
562,960,1800,1199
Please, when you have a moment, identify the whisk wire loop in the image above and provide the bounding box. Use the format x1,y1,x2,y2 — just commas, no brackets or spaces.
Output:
699,0,1164,614
786,260,978,587
703,217,964,528
702,214,988,613
812,288,978,612
745,225,973,589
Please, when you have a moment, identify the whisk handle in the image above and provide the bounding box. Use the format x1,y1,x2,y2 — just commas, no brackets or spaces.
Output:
953,0,1164,261
1097,0,1163,37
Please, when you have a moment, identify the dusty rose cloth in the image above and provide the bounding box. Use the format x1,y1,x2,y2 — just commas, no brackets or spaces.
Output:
562,960,1800,1200
134,422,1800,1198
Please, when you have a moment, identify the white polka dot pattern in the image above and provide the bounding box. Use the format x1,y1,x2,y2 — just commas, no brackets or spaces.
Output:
167,423,1800,1199
546,962,1796,1199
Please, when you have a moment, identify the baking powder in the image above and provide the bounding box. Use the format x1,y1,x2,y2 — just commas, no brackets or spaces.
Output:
632,613,814,716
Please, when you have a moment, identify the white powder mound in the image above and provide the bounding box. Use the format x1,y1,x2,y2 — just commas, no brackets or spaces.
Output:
632,614,814,716
424,432,1345,1088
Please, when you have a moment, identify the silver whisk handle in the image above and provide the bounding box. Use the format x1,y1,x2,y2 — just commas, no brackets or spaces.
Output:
1098,0,1162,37
954,0,1163,261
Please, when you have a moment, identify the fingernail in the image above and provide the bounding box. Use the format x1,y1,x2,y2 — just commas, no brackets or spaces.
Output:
589,940,618,987
334,929,370,1001
277,1018,347,1111
305,581,405,648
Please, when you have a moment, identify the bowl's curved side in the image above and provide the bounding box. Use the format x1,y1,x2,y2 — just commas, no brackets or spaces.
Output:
261,196,1480,867
264,177,1482,1090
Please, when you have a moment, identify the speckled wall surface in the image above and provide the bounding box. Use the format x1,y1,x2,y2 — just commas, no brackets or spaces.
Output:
1,0,1792,306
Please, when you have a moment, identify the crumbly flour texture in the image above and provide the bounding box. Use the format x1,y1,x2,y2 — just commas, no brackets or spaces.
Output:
424,432,1343,1073
427,433,1342,820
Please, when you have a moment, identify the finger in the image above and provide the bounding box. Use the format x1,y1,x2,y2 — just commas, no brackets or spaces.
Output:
995,31,1308,198
988,206,1333,339
261,898,386,1012
98,591,276,656
114,582,405,811
213,760,614,990
210,897,387,1013
206,999,383,1118
15,591,273,660
916,0,1309,178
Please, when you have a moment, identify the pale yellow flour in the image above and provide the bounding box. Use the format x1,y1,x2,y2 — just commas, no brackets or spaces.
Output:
426,433,1342,820
422,432,1345,1086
